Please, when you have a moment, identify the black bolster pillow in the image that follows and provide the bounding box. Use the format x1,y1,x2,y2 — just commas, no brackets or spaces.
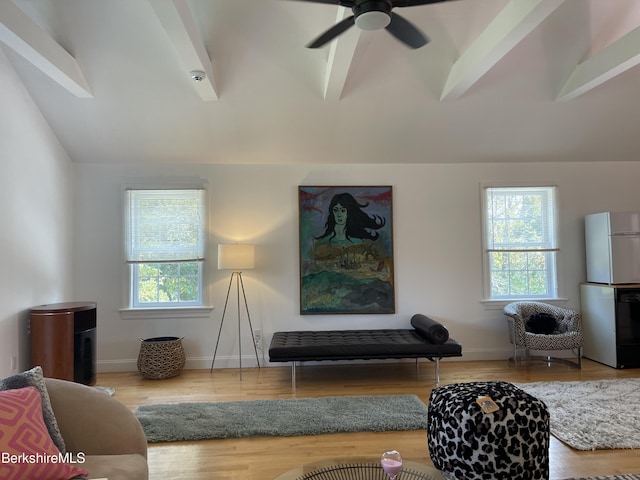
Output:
411,314,449,344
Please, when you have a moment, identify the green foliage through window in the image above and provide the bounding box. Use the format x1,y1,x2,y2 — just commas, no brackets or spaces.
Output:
136,262,200,304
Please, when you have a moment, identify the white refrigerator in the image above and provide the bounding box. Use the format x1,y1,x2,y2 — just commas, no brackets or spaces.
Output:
585,212,640,284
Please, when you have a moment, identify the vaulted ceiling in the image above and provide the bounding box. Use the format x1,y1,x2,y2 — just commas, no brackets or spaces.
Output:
2,0,640,165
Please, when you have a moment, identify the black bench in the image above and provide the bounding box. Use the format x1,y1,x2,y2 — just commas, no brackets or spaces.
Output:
268,314,462,388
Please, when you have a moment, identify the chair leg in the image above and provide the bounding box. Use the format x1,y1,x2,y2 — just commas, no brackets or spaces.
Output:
508,325,521,366
577,347,582,369
517,350,582,369
509,343,523,366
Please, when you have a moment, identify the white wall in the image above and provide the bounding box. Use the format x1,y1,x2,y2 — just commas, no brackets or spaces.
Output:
73,161,640,372
3,34,638,379
0,49,74,378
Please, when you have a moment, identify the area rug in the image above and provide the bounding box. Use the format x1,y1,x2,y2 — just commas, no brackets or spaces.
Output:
134,394,428,443
515,378,640,451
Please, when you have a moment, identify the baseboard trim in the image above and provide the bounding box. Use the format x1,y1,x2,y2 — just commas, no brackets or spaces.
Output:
96,348,514,373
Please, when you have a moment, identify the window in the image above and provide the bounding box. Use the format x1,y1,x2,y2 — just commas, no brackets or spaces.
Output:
125,189,206,308
482,186,558,300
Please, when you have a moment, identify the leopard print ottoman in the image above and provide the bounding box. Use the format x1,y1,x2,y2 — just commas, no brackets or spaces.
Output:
427,381,549,480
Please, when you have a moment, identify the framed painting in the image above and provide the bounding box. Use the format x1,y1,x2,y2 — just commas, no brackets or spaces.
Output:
299,186,395,314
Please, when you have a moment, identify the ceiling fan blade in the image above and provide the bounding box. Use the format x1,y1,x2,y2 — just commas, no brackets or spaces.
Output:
306,15,356,48
385,12,428,49
392,0,450,6
292,0,354,6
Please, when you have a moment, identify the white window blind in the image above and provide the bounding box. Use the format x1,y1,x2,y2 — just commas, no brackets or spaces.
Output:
485,186,557,253
125,189,205,263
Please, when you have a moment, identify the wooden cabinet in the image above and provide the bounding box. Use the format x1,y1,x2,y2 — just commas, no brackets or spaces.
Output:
29,302,97,385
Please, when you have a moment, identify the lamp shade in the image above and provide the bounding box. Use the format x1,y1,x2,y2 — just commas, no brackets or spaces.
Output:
217,244,255,270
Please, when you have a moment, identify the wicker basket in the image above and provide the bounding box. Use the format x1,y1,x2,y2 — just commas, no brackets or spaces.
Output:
137,336,186,380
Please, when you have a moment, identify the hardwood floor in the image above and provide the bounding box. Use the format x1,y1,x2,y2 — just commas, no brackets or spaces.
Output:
96,359,640,480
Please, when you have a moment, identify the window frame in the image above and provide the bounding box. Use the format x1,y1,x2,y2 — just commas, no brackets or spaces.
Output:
480,183,561,303
121,185,211,315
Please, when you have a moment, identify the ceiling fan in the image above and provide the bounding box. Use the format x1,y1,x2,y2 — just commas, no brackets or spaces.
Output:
296,0,452,49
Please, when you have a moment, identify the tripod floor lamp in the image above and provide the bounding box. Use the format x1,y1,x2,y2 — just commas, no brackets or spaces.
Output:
210,244,260,379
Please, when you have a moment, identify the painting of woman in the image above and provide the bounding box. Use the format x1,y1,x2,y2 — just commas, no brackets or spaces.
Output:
315,192,386,244
299,186,394,314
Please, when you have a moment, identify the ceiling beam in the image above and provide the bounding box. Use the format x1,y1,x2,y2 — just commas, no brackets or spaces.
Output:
440,0,565,101
557,26,640,101
322,7,360,101
0,0,92,97
149,0,218,101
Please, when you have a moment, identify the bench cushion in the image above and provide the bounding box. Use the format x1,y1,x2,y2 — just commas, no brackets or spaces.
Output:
269,329,462,362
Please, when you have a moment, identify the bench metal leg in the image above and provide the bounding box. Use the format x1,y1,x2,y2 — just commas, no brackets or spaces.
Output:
419,357,442,386
283,357,446,389
291,361,296,391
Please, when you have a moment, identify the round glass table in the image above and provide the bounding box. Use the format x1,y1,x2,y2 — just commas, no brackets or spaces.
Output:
273,457,444,480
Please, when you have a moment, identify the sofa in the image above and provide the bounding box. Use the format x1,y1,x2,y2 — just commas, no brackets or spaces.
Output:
45,377,148,480
0,365,148,480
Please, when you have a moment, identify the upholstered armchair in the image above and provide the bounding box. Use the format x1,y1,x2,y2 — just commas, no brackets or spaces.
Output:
503,301,583,368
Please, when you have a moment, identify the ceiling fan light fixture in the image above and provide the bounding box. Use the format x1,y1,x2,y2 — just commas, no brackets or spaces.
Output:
355,11,391,31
